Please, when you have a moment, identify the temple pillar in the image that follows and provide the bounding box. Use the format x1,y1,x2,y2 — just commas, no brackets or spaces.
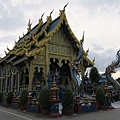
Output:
45,42,49,87
29,62,33,90
17,70,20,92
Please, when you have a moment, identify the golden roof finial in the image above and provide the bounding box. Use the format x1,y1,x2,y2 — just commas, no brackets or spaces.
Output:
47,9,54,21
85,48,89,56
92,58,95,65
7,46,11,52
19,36,21,40
27,19,32,32
4,50,7,55
39,13,44,24
50,9,54,17
63,2,69,12
23,32,25,37
59,2,69,15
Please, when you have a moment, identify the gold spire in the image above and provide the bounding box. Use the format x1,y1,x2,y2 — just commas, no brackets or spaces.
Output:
7,46,11,52
47,10,54,22
4,50,7,55
59,3,69,14
50,9,54,17
27,19,32,32
19,36,21,40
23,32,25,37
39,13,44,24
63,2,69,12
85,48,89,56
92,58,95,65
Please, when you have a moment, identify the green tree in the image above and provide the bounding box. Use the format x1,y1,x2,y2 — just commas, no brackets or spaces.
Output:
62,87,74,109
7,91,13,104
0,92,3,102
20,90,28,106
39,87,51,109
89,66,100,84
96,87,107,105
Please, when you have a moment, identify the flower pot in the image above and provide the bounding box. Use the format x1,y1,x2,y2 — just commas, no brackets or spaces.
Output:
6,103,11,108
62,108,73,116
36,103,40,114
20,105,26,111
41,109,50,115
99,105,108,110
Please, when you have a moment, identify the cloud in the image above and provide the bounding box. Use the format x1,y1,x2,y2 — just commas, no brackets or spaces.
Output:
0,0,120,73
0,1,25,31
91,43,104,52
88,48,117,72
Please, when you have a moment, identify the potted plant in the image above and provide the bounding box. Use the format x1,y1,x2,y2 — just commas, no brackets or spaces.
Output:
96,87,107,110
20,90,28,111
6,91,13,108
62,87,74,116
39,87,51,115
0,91,3,105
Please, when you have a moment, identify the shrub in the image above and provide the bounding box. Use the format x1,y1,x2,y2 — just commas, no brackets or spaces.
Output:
0,92,3,102
91,82,98,89
39,87,50,109
20,90,28,106
96,87,107,105
89,66,100,84
7,91,13,104
62,87,74,109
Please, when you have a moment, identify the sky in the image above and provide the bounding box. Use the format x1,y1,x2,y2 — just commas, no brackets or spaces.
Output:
0,0,120,78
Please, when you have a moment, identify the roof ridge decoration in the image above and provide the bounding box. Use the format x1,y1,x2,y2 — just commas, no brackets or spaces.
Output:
15,4,80,57
7,12,51,56
45,3,80,46
6,4,94,63
27,19,32,32
35,10,53,39
33,13,44,36
15,10,53,57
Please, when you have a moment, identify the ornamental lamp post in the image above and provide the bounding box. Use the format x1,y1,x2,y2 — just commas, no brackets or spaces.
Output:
49,74,61,118
74,89,82,114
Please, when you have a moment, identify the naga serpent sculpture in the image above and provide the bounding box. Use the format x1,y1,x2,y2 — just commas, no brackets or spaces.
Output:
105,49,120,91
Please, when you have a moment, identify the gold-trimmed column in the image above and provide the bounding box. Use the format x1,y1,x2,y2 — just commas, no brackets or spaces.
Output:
29,62,33,90
17,68,20,92
45,42,49,87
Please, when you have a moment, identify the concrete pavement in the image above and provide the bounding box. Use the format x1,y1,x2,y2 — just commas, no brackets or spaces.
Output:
0,101,120,120
111,101,120,108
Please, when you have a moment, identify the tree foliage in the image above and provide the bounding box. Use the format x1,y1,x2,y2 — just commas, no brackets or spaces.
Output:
89,66,100,84
7,91,13,104
39,87,51,109
20,90,28,106
0,92,3,102
96,87,107,105
62,87,74,109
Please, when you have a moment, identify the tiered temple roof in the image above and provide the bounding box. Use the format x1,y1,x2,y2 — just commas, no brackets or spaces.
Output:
0,5,94,66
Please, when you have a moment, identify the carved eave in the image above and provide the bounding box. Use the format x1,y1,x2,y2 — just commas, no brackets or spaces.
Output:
8,13,46,56
84,56,95,66
25,47,44,57
35,12,52,40
0,55,10,63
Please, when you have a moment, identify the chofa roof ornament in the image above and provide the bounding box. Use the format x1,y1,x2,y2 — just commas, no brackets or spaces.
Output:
59,2,69,14
27,19,32,32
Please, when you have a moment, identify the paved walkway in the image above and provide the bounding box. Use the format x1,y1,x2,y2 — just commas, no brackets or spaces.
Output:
111,100,120,108
0,101,120,120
